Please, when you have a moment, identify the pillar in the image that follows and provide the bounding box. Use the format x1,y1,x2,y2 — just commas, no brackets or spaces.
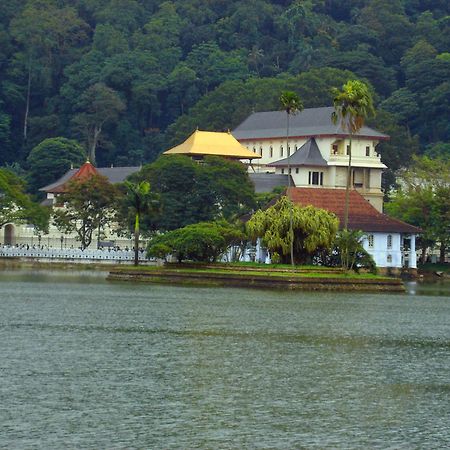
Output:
409,234,417,269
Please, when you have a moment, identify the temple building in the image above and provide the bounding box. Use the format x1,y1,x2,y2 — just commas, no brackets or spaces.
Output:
233,107,388,212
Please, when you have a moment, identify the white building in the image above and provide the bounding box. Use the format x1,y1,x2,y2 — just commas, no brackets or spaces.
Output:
233,107,388,212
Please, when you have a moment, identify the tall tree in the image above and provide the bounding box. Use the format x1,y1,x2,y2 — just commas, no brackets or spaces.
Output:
332,80,375,229
72,83,125,165
53,175,118,249
117,180,159,266
280,91,303,267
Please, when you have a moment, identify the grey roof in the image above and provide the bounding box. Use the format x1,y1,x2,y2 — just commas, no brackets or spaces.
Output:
249,173,293,193
232,107,389,140
40,166,140,192
268,138,327,167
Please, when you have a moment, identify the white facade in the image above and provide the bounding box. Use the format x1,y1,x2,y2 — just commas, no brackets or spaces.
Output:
362,232,417,269
241,136,386,211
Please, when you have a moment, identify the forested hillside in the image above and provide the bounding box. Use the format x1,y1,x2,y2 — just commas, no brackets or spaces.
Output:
0,0,449,192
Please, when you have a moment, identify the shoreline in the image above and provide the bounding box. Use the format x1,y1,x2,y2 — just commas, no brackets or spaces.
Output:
107,266,406,292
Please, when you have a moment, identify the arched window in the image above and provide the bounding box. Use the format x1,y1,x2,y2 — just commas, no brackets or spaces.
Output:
387,234,392,249
368,234,374,248
269,146,273,158
280,145,284,157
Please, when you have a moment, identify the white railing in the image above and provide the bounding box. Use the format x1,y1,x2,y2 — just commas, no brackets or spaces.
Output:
0,246,151,262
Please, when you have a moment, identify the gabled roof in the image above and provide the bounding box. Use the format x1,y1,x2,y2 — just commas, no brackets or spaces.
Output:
249,173,293,193
232,107,389,141
268,138,327,167
163,129,261,159
287,187,421,233
40,165,140,193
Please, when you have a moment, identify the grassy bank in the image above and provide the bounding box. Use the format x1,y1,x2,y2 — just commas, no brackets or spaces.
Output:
109,263,403,292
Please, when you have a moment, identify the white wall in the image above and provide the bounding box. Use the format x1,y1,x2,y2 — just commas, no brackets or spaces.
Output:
362,232,403,268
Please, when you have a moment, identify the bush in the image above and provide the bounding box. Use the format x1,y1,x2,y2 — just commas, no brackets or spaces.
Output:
147,221,245,262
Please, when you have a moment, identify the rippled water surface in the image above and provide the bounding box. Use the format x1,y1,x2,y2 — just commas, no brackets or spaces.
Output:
1,270,449,449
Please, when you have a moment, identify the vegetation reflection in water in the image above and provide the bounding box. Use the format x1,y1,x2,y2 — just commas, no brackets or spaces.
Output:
1,270,449,449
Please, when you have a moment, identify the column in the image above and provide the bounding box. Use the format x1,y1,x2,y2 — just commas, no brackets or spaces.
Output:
409,234,417,268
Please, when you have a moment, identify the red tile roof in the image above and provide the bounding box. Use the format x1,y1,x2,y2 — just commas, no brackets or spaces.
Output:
50,161,100,193
287,187,421,233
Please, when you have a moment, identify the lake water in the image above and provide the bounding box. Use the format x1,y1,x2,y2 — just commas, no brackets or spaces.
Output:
1,270,449,449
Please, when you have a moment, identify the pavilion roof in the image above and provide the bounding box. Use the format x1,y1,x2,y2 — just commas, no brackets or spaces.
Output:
163,130,261,160
268,138,327,167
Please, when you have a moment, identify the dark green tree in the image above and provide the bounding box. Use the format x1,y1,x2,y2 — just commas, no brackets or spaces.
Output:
26,137,86,193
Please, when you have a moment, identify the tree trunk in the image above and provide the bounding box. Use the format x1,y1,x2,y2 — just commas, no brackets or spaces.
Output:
286,112,294,268
343,136,352,230
439,242,446,264
421,244,427,264
134,212,140,266
23,54,32,140
89,125,102,165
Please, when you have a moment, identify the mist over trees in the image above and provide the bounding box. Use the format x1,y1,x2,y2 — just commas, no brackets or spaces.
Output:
0,0,448,191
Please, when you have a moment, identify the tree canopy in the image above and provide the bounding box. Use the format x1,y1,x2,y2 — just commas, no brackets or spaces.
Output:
135,155,256,231
246,196,339,264
386,156,450,263
0,0,447,189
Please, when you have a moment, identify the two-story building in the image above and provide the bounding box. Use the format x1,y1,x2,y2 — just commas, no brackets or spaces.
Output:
233,107,388,212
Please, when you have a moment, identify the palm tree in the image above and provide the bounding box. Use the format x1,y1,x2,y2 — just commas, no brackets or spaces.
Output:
280,91,303,266
122,181,158,266
332,80,375,230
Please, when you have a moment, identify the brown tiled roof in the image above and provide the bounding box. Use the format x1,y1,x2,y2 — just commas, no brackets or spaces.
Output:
287,187,421,233
41,165,140,193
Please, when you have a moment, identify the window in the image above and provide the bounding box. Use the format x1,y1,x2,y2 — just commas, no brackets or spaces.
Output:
281,168,284,174
295,168,299,174
387,234,392,249
259,146,263,156
332,144,339,155
368,234,374,248
294,144,298,152
280,145,284,157
288,168,292,174
366,146,370,157
252,146,256,153
308,171,323,186
269,146,273,158
346,144,351,155
287,146,291,157
387,254,392,263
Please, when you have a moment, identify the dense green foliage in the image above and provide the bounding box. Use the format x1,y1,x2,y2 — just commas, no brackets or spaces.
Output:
0,167,49,231
386,156,450,263
53,174,118,249
147,220,245,262
135,155,256,231
247,196,339,264
26,137,86,193
0,0,448,191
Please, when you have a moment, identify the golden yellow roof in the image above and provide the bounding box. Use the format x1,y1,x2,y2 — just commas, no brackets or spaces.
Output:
163,130,261,159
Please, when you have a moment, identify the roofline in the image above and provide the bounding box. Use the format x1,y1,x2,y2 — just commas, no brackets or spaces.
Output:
164,151,262,159
235,133,390,142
